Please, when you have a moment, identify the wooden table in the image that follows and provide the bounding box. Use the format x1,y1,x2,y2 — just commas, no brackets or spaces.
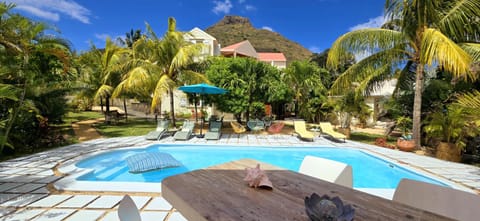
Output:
162,159,453,221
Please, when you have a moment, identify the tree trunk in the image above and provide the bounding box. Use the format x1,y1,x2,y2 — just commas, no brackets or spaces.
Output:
105,95,111,123
100,98,104,113
169,89,176,127
412,64,425,149
0,81,27,152
123,98,128,121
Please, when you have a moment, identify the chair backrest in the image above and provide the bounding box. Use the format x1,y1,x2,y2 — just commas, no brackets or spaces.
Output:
319,122,333,132
268,122,285,133
182,121,195,131
299,155,353,188
118,195,142,221
231,121,246,133
294,120,308,132
209,121,222,132
393,179,480,221
156,120,169,131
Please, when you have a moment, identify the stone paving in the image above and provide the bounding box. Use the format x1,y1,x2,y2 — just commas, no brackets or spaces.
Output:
0,134,479,220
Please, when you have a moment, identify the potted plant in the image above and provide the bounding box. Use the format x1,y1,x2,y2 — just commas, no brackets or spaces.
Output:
395,116,415,151
424,105,480,162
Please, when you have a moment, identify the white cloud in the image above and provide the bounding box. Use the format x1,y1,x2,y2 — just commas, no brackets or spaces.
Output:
245,4,256,11
16,5,60,22
5,0,91,24
238,0,246,3
349,15,386,31
212,0,233,14
262,26,274,32
309,46,321,53
94,33,110,41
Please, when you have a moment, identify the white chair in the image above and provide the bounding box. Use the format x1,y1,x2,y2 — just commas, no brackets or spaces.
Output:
118,195,142,221
393,178,480,221
299,155,353,188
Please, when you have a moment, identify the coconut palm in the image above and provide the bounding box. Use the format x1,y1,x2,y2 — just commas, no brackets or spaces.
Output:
327,0,480,148
283,60,326,120
113,17,206,126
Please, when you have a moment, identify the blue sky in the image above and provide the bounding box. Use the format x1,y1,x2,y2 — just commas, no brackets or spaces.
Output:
5,0,386,53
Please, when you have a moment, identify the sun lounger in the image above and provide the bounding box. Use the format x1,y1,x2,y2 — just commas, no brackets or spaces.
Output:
230,121,246,134
205,121,222,140
145,119,169,140
293,120,314,141
393,178,480,221
299,155,353,188
173,120,195,140
319,122,346,142
268,122,284,134
247,119,265,133
118,195,142,221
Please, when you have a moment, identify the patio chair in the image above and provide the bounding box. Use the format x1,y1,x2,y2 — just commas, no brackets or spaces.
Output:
230,121,246,134
319,122,346,142
205,121,222,140
267,122,285,134
247,119,265,133
293,120,314,141
118,195,142,221
393,178,480,221
145,119,170,140
299,155,353,188
173,120,195,140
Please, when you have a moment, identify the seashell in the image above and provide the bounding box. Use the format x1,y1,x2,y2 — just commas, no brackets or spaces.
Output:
244,164,273,189
305,193,355,221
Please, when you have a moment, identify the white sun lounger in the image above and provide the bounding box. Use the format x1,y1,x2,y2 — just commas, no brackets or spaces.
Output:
299,155,353,188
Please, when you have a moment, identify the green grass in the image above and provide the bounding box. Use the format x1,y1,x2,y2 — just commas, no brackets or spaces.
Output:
349,132,397,146
94,118,158,137
63,111,104,125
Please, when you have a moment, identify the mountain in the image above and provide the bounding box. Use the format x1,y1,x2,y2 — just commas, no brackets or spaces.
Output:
205,15,312,62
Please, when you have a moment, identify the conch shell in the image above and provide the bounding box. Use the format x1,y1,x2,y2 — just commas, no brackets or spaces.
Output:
243,164,273,190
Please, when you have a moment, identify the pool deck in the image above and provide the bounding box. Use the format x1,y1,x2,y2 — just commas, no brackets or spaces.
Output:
1,134,479,220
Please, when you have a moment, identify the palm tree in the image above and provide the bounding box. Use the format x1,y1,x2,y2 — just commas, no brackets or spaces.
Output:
113,17,206,126
283,60,325,120
327,0,480,148
0,3,72,151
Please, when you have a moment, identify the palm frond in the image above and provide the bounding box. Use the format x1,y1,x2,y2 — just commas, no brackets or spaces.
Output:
438,0,480,41
0,83,19,101
421,28,474,80
150,75,172,112
460,43,480,61
456,90,480,109
328,28,406,69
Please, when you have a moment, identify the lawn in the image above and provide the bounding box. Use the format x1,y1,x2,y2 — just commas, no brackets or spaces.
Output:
349,132,397,146
95,118,157,137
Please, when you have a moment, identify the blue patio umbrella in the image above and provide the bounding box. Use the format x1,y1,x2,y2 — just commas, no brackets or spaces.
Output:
178,83,227,137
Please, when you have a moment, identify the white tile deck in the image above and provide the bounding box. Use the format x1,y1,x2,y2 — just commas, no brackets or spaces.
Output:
98,211,118,221
140,211,169,221
143,197,172,211
28,195,73,207
56,195,98,208
1,208,45,221
64,210,105,221
32,209,75,221
168,212,188,221
6,183,45,193
1,194,47,207
85,196,123,209
0,194,20,204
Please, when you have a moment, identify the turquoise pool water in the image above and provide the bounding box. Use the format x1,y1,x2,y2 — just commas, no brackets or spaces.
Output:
76,144,447,188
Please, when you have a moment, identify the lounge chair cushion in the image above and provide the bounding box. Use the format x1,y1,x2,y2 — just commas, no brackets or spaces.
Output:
126,152,181,173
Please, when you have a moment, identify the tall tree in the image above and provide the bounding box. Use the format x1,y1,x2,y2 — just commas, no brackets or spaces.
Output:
113,17,205,126
0,3,72,151
327,0,480,148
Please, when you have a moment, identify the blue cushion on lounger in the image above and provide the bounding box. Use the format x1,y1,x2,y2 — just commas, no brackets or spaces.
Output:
126,152,182,173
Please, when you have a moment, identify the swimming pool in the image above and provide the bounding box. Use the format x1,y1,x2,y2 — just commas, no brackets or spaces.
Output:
75,144,446,189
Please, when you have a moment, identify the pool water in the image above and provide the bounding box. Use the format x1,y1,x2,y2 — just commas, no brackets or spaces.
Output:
76,144,447,189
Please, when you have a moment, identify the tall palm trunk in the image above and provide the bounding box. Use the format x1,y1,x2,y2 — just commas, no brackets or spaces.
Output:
412,27,426,149
413,64,425,148
105,95,110,123
169,89,176,127
0,80,27,152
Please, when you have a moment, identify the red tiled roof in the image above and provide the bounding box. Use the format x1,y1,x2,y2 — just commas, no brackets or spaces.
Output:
257,53,286,61
221,40,249,51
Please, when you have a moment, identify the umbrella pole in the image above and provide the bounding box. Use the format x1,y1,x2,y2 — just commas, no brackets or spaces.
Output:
198,95,205,138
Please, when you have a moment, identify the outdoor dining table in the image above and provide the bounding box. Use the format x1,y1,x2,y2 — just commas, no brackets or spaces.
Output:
161,158,453,221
